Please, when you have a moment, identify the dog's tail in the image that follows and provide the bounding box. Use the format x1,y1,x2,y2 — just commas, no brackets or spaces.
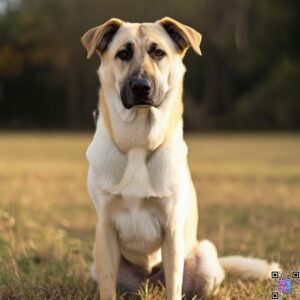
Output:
218,256,281,280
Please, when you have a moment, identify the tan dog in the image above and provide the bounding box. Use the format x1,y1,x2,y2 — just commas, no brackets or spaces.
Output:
81,17,280,300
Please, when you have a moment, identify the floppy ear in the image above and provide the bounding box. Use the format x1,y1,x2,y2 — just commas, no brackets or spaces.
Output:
158,17,202,55
81,18,124,59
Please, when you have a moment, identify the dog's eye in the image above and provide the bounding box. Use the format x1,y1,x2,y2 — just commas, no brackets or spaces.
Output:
117,50,132,61
154,49,165,58
148,43,166,60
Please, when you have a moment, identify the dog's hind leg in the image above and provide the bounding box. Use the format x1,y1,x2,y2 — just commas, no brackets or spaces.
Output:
92,241,224,298
182,239,225,299
117,256,149,294
92,255,148,294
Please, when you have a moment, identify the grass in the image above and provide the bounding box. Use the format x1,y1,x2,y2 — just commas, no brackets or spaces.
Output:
0,132,299,299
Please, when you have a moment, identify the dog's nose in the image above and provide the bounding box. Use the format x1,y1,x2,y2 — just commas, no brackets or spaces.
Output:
131,79,151,98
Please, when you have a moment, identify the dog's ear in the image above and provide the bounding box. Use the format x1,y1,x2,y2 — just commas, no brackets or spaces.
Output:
81,18,124,59
158,17,202,55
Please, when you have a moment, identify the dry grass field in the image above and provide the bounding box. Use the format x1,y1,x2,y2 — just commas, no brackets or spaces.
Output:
0,132,299,299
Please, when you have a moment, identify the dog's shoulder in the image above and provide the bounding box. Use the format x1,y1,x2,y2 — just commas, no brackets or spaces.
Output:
148,123,189,196
86,120,126,194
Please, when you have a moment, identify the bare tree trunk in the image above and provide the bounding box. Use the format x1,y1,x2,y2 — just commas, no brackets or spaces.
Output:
235,0,250,52
67,52,81,129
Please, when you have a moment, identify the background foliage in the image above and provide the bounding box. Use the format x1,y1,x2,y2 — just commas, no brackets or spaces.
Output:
0,0,299,130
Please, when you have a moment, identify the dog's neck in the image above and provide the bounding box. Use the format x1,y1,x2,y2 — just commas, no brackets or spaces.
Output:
98,85,184,153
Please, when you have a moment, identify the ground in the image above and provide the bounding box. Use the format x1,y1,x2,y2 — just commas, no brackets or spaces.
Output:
0,132,299,299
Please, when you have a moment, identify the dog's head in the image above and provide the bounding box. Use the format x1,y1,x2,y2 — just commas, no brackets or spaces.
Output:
81,17,201,110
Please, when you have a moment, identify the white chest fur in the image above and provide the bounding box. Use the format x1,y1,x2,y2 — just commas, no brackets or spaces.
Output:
87,118,188,255
111,148,163,253
114,200,162,254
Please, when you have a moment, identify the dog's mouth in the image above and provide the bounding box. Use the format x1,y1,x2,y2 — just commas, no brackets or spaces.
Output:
121,98,151,109
122,97,160,109
133,98,155,107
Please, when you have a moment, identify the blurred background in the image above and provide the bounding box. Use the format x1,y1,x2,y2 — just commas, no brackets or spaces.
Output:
1,1,300,298
0,0,299,131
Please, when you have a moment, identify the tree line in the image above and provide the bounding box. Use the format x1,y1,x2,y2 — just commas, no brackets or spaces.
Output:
0,0,299,130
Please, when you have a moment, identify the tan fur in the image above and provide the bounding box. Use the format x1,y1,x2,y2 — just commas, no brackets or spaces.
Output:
159,17,202,55
99,90,114,139
83,18,281,300
99,82,183,149
81,18,123,59
95,218,119,299
82,17,202,300
163,84,184,144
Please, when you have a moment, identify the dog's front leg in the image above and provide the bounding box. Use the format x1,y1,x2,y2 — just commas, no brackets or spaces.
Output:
95,217,120,300
162,215,184,300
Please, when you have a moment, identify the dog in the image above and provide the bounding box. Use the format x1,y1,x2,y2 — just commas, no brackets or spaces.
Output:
81,17,281,300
